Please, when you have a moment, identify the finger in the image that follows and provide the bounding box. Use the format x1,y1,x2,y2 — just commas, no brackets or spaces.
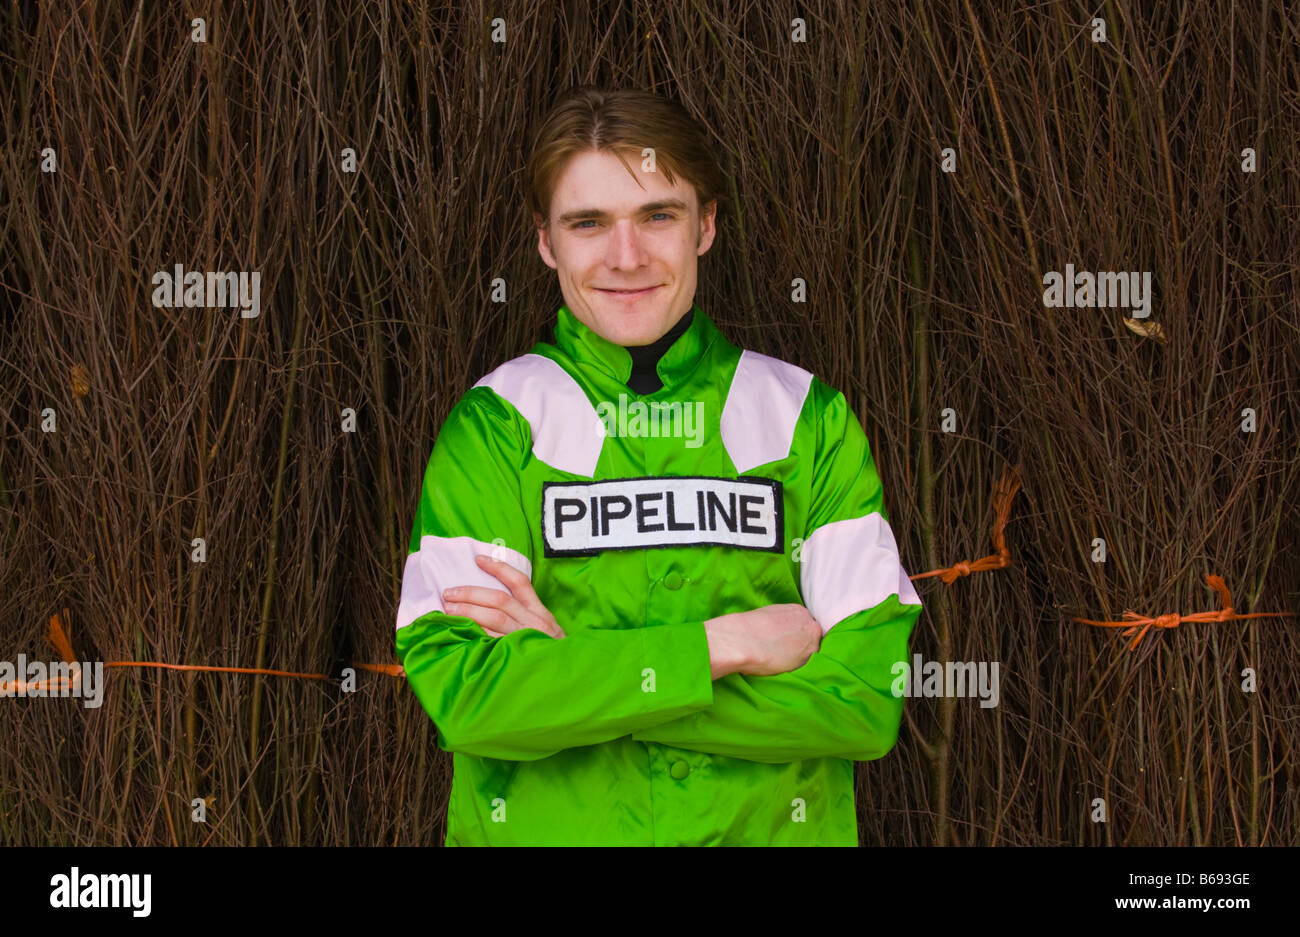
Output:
447,598,563,640
445,587,535,629
447,580,560,638
444,601,516,633
474,556,564,634
457,603,559,639
474,556,550,616
444,585,512,608
464,614,507,638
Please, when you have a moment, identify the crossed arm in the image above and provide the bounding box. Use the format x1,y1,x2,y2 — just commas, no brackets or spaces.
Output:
442,554,821,681
426,550,919,764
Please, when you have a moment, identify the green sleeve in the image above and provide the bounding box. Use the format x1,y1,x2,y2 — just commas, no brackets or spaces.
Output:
396,387,714,762
630,381,923,763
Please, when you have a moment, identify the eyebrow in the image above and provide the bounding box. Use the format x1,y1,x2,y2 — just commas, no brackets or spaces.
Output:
556,199,690,226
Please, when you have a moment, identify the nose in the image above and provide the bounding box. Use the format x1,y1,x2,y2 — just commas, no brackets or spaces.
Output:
605,219,647,270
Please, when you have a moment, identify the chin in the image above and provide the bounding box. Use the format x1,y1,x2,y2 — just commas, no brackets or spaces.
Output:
604,324,654,346
589,308,665,343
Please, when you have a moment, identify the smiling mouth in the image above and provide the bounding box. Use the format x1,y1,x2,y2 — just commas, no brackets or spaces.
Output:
598,286,661,296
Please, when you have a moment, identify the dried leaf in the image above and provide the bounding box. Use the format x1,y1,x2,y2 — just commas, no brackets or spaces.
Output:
71,363,90,396
1123,318,1166,343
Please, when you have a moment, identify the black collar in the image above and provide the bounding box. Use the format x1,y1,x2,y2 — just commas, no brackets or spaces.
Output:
624,310,694,394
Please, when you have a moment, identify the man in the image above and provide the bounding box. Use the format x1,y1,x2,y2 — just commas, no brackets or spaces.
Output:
395,86,923,845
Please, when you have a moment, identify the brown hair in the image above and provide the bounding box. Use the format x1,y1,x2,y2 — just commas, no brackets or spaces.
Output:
525,86,729,228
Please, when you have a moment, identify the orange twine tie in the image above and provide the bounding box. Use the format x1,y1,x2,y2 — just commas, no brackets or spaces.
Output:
911,462,1021,584
1074,574,1295,651
0,614,83,694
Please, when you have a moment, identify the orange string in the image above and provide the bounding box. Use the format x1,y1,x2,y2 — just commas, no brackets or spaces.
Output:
1074,574,1295,651
353,662,406,676
911,462,1021,584
104,661,333,680
8,610,407,686
0,672,80,694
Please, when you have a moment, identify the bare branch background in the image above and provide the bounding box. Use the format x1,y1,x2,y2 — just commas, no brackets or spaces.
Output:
1,0,1296,845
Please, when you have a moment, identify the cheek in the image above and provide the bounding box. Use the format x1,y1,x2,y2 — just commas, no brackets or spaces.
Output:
665,241,696,270
561,245,599,276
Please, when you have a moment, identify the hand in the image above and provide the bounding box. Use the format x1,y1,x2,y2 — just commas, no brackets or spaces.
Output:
442,554,566,639
703,604,822,679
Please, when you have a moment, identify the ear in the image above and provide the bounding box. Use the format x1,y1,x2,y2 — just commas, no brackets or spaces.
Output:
535,213,558,270
696,199,718,255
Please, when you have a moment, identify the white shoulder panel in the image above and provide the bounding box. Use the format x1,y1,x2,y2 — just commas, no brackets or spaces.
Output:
720,350,815,473
473,353,604,478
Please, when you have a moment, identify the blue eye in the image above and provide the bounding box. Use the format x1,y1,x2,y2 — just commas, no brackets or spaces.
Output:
572,213,673,229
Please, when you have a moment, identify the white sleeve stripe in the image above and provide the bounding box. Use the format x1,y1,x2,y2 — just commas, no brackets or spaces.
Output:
800,513,922,635
395,534,533,631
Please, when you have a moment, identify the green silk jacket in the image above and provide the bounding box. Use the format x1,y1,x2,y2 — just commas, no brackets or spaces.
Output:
396,303,924,845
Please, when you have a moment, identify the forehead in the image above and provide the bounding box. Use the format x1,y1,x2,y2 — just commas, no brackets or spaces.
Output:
550,149,696,214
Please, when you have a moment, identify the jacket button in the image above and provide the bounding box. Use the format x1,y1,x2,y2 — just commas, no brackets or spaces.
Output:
663,571,683,590
670,760,690,779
